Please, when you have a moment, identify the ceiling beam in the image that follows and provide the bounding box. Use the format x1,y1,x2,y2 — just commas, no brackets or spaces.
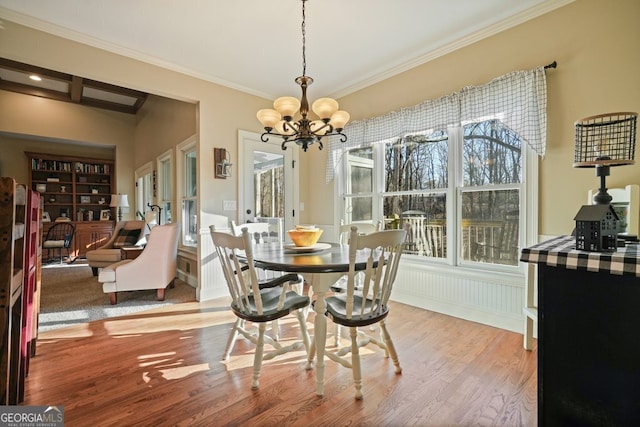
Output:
0,57,147,114
70,75,83,102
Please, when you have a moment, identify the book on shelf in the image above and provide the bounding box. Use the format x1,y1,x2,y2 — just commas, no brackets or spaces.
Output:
46,177,60,182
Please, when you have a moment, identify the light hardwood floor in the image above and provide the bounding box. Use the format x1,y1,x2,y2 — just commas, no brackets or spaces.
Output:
24,297,537,426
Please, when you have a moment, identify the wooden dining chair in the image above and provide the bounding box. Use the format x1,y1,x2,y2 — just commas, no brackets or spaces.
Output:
210,228,311,389
229,222,304,338
311,227,406,399
330,221,382,345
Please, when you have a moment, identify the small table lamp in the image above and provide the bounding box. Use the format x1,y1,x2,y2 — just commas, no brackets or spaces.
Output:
573,112,637,204
110,194,129,222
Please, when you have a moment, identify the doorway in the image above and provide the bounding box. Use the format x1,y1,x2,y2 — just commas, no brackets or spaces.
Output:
238,130,299,240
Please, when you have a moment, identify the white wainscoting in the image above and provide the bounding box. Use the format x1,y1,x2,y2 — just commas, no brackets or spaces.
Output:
197,227,229,302
391,258,526,333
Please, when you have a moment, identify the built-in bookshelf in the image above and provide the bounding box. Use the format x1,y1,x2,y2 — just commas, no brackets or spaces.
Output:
25,152,115,222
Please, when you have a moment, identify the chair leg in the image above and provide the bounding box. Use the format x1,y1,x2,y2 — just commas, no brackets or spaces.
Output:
109,292,117,305
252,323,267,389
334,322,341,346
379,320,402,374
91,267,99,276
295,309,310,355
223,318,242,361
350,327,363,400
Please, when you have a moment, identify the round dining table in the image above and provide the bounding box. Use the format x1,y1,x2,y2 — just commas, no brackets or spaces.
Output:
246,242,372,396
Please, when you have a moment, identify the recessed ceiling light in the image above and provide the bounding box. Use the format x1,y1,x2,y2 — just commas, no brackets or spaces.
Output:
29,75,42,81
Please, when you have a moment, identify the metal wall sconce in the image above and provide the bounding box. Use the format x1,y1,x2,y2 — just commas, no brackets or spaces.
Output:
214,148,233,179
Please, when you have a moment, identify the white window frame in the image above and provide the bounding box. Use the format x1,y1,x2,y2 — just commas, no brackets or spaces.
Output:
156,148,174,225
135,161,153,220
177,135,197,249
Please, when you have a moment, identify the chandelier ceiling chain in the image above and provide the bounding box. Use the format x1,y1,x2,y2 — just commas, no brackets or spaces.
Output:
256,0,350,152
301,0,306,77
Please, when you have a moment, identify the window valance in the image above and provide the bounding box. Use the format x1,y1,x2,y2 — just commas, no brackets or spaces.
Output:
326,66,547,182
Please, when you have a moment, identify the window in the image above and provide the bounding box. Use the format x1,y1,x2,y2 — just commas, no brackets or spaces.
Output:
460,120,522,265
157,149,173,224
177,137,197,247
135,162,153,219
340,120,527,268
334,67,546,271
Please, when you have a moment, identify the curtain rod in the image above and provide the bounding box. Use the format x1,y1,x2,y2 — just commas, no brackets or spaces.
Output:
544,60,557,69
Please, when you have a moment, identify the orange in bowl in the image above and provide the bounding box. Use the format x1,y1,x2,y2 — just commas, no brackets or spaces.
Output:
288,228,323,247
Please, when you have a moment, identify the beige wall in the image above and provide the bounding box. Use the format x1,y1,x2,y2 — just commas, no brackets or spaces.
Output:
303,0,640,236
134,94,197,166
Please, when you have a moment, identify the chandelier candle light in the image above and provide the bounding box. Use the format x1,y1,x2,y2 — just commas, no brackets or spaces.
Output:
256,0,350,152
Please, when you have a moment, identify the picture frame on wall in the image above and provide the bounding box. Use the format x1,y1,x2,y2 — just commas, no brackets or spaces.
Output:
100,209,111,221
42,211,51,222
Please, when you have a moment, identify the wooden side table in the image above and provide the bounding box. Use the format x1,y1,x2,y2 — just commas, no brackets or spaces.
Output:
121,246,144,260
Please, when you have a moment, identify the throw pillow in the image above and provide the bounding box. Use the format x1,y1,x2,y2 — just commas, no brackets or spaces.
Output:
112,228,142,248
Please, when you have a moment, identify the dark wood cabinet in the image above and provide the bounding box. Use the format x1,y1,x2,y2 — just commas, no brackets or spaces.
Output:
42,221,114,259
522,236,640,426
74,222,114,257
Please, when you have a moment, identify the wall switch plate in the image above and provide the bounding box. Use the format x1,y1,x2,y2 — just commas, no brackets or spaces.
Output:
223,200,236,211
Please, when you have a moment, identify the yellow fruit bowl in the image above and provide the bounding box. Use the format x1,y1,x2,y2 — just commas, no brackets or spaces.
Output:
288,228,323,247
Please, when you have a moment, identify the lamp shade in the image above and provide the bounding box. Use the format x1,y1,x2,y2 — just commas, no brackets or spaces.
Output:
311,97,339,120
257,109,281,129
110,194,129,208
329,110,351,130
573,112,637,168
145,210,158,226
273,97,301,118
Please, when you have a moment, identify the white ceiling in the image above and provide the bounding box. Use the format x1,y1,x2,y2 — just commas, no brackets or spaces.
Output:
0,0,570,101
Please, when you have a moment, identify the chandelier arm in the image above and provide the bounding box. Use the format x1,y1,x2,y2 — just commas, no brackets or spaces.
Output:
310,122,335,137
283,121,300,133
260,132,273,143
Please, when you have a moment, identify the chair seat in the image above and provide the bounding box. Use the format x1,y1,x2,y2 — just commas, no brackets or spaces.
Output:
324,294,389,327
86,248,122,263
42,240,66,249
232,289,310,323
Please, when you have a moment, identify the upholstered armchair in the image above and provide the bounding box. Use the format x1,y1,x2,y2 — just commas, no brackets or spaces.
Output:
86,220,146,276
98,222,179,305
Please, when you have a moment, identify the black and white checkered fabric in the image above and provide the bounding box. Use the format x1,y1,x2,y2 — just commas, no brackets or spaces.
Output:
326,66,547,182
520,235,640,277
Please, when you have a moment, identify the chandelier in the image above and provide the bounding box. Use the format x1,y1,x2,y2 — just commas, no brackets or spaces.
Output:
256,0,350,152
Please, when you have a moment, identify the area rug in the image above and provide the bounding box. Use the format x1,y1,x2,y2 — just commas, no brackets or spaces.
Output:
39,260,197,333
